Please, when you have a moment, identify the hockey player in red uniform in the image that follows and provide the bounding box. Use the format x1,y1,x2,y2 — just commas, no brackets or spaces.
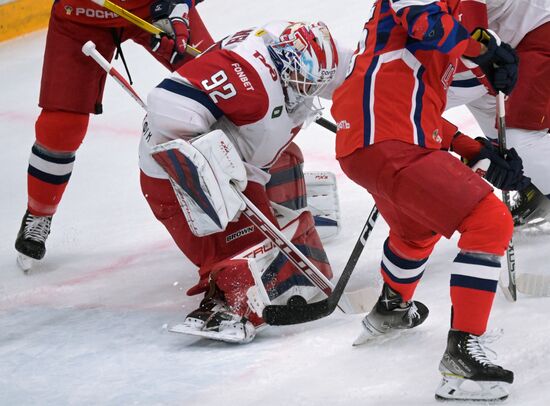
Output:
448,0,550,228
14,0,214,271
139,21,349,343
331,0,527,401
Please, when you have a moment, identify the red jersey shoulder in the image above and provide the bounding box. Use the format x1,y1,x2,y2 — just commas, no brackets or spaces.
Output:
178,49,270,126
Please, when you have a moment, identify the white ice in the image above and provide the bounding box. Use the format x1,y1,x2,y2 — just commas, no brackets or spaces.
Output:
1,1,550,405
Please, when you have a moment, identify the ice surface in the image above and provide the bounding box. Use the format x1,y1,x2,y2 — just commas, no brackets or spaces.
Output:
1,1,550,405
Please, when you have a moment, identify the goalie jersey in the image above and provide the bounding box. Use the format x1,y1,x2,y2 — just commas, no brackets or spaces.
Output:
140,21,351,182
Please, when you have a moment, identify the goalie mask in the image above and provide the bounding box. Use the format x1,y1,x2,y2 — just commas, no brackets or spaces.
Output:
268,22,338,104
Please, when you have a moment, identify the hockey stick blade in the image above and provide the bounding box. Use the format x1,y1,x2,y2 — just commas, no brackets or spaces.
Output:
263,206,379,325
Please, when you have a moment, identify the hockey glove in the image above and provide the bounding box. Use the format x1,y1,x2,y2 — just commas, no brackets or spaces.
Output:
150,0,192,64
465,28,519,95
468,138,530,191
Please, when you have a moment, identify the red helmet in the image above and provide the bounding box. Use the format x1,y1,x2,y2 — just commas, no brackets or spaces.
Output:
268,21,339,97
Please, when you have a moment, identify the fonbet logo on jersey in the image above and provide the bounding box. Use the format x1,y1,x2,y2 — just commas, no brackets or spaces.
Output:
231,63,255,92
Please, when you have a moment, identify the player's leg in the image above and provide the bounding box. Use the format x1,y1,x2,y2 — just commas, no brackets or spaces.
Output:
437,193,514,401
15,9,117,268
338,142,455,343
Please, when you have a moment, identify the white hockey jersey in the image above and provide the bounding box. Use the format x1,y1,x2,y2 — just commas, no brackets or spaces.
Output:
447,0,550,109
139,21,351,183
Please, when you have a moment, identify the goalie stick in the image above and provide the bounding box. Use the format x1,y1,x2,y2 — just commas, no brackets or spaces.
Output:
262,205,379,325
496,92,517,302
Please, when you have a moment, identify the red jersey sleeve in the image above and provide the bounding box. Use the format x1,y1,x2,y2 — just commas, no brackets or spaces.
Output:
391,0,482,58
442,117,483,159
177,49,270,126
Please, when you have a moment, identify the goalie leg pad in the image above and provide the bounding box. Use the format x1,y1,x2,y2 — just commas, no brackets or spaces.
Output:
151,130,247,237
188,210,333,324
253,210,333,303
304,171,341,241
266,142,307,210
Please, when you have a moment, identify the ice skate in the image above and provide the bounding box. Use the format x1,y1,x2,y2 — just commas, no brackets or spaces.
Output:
169,295,257,344
511,184,550,228
14,211,52,272
435,330,514,402
353,283,429,346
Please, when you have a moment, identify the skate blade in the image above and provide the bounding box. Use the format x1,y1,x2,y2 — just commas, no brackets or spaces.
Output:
435,375,510,402
352,321,402,346
517,273,550,297
168,323,249,344
16,254,33,272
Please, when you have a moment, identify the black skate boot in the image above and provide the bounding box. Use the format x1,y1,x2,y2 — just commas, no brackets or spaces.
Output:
435,330,514,401
353,283,429,345
511,183,550,227
169,289,256,344
15,210,52,271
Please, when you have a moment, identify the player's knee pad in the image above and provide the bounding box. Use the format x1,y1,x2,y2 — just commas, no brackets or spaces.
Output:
266,142,306,210
35,109,89,152
458,193,513,256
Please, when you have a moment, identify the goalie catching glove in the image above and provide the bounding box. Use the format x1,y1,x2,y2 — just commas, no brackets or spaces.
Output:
151,129,247,236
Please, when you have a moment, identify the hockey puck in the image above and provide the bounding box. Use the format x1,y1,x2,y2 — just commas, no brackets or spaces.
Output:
287,295,307,307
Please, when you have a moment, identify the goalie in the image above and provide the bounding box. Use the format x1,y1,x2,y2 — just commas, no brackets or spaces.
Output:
138,21,350,343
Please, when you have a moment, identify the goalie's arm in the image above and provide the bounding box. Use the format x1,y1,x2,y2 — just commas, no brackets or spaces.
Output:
145,75,222,146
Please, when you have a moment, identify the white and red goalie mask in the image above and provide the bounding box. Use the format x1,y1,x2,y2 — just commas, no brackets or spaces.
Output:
268,21,338,98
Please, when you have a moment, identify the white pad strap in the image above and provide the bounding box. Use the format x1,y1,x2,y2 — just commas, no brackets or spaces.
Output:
305,171,341,241
151,130,247,236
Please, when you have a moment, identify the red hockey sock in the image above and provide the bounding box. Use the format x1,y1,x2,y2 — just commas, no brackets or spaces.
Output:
450,254,500,335
451,194,513,335
380,236,435,302
28,110,89,216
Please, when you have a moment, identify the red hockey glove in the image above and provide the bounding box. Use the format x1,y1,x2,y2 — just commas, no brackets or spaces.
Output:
465,28,519,95
150,0,192,64
468,137,531,191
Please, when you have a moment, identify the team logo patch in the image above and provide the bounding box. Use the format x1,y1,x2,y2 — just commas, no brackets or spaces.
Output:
226,226,255,243
65,5,73,15
271,106,283,118
432,129,442,144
